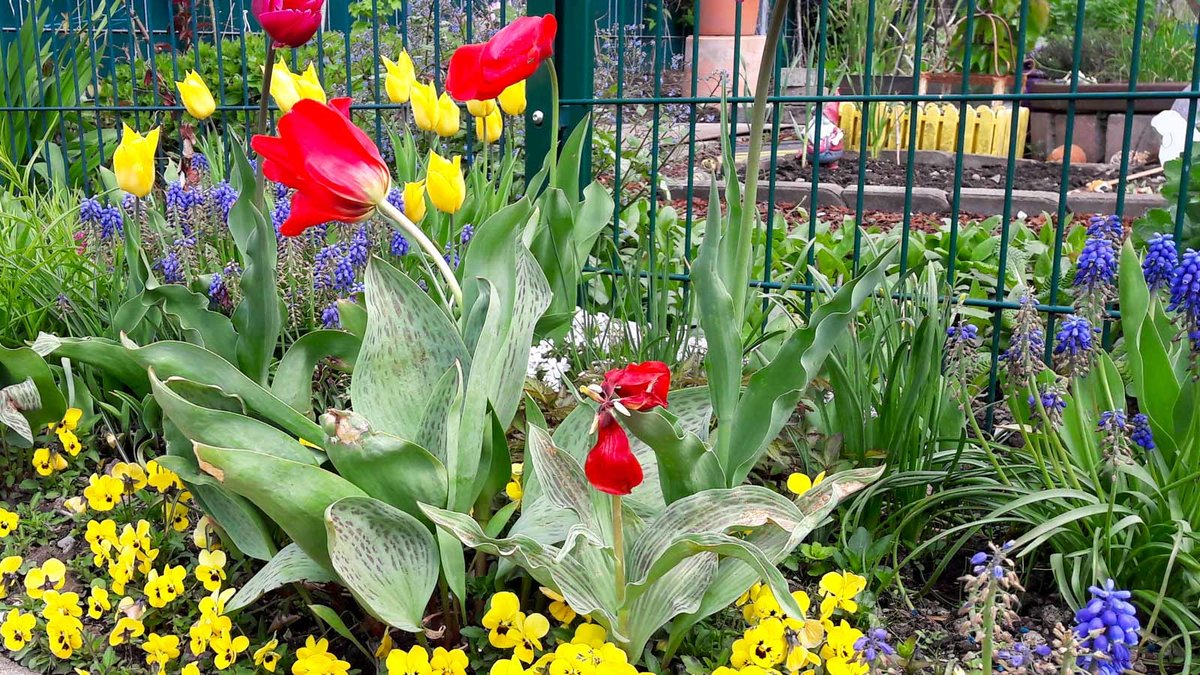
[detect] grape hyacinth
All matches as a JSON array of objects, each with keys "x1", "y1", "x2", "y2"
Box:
[
  {"x1": 348, "y1": 226, "x2": 371, "y2": 268},
  {"x1": 390, "y1": 231, "x2": 410, "y2": 257},
  {"x1": 1073, "y1": 236, "x2": 1117, "y2": 320},
  {"x1": 98, "y1": 207, "x2": 124, "y2": 240},
  {"x1": 1002, "y1": 296, "x2": 1047, "y2": 383},
  {"x1": 460, "y1": 224, "x2": 475, "y2": 245},
  {"x1": 1141, "y1": 233, "x2": 1177, "y2": 291},
  {"x1": 155, "y1": 251, "x2": 185, "y2": 284},
  {"x1": 79, "y1": 197, "x2": 104, "y2": 224},
  {"x1": 946, "y1": 323, "x2": 979, "y2": 345},
  {"x1": 1028, "y1": 386, "x2": 1067, "y2": 426},
  {"x1": 1074, "y1": 580, "x2": 1139, "y2": 675},
  {"x1": 320, "y1": 301, "x2": 341, "y2": 329},
  {"x1": 208, "y1": 271, "x2": 231, "y2": 309},
  {"x1": 959, "y1": 541, "x2": 1023, "y2": 663},
  {"x1": 1053, "y1": 315, "x2": 1095, "y2": 376},
  {"x1": 190, "y1": 153, "x2": 210, "y2": 174},
  {"x1": 332, "y1": 253, "x2": 357, "y2": 295},
  {"x1": 852, "y1": 628, "x2": 895, "y2": 666},
  {"x1": 1168, "y1": 249, "x2": 1200, "y2": 363},
  {"x1": 386, "y1": 187, "x2": 405, "y2": 212},
  {"x1": 272, "y1": 191, "x2": 292, "y2": 237},
  {"x1": 209, "y1": 182, "x2": 239, "y2": 221},
  {"x1": 314, "y1": 243, "x2": 346, "y2": 291},
  {"x1": 1129, "y1": 413, "x2": 1154, "y2": 451},
  {"x1": 1097, "y1": 409, "x2": 1131, "y2": 465},
  {"x1": 1085, "y1": 214, "x2": 1123, "y2": 241}
]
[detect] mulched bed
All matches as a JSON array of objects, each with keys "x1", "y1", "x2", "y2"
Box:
[{"x1": 776, "y1": 154, "x2": 1126, "y2": 192}]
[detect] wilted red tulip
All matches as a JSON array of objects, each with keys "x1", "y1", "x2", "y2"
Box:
[
  {"x1": 445, "y1": 14, "x2": 557, "y2": 102},
  {"x1": 582, "y1": 361, "x2": 670, "y2": 495},
  {"x1": 251, "y1": 97, "x2": 391, "y2": 236},
  {"x1": 252, "y1": 0, "x2": 325, "y2": 48}
]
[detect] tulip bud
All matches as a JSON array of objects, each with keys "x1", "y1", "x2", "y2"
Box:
[
  {"x1": 498, "y1": 81, "x2": 526, "y2": 116},
  {"x1": 426, "y1": 152, "x2": 466, "y2": 215},
  {"x1": 466, "y1": 99, "x2": 497, "y2": 117},
  {"x1": 252, "y1": 0, "x2": 324, "y2": 48},
  {"x1": 113, "y1": 124, "x2": 159, "y2": 198},
  {"x1": 435, "y1": 93, "x2": 461, "y2": 138},
  {"x1": 475, "y1": 108, "x2": 503, "y2": 144},
  {"x1": 175, "y1": 70, "x2": 216, "y2": 120},
  {"x1": 268, "y1": 62, "x2": 302, "y2": 113},
  {"x1": 382, "y1": 52, "x2": 415, "y2": 104},
  {"x1": 410, "y1": 80, "x2": 441, "y2": 133},
  {"x1": 403, "y1": 181, "x2": 428, "y2": 223}
]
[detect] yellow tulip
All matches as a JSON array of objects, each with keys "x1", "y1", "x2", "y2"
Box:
[
  {"x1": 410, "y1": 80, "x2": 441, "y2": 133},
  {"x1": 382, "y1": 52, "x2": 415, "y2": 104},
  {"x1": 175, "y1": 70, "x2": 215, "y2": 120},
  {"x1": 435, "y1": 93, "x2": 460, "y2": 138},
  {"x1": 113, "y1": 124, "x2": 159, "y2": 198},
  {"x1": 466, "y1": 99, "x2": 497, "y2": 118},
  {"x1": 268, "y1": 61, "x2": 301, "y2": 113},
  {"x1": 426, "y1": 152, "x2": 466, "y2": 215},
  {"x1": 295, "y1": 63, "x2": 326, "y2": 105},
  {"x1": 475, "y1": 109, "x2": 503, "y2": 144},
  {"x1": 498, "y1": 81, "x2": 526, "y2": 116},
  {"x1": 403, "y1": 181, "x2": 427, "y2": 223}
]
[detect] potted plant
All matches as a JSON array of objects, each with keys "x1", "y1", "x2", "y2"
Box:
[
  {"x1": 922, "y1": 0, "x2": 1050, "y2": 98},
  {"x1": 697, "y1": 0, "x2": 761, "y2": 36}
]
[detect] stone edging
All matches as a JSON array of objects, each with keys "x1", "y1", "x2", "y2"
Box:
[
  {"x1": 669, "y1": 179, "x2": 1167, "y2": 218},
  {"x1": 0, "y1": 656, "x2": 37, "y2": 674}
]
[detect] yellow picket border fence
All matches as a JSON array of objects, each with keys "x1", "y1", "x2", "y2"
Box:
[{"x1": 836, "y1": 102, "x2": 1030, "y2": 158}]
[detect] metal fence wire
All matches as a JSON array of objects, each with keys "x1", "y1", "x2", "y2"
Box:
[{"x1": 2, "y1": 0, "x2": 1199, "y2": 419}]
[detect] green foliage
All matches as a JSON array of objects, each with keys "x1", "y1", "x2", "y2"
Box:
[{"x1": 949, "y1": 0, "x2": 1051, "y2": 75}]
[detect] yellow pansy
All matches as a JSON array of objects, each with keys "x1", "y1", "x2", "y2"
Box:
[
  {"x1": 196, "y1": 549, "x2": 228, "y2": 592},
  {"x1": 294, "y1": 636, "x2": 351, "y2": 675},
  {"x1": 1, "y1": 609, "x2": 35, "y2": 651},
  {"x1": 476, "y1": 108, "x2": 503, "y2": 144},
  {"x1": 426, "y1": 151, "x2": 466, "y2": 215},
  {"x1": 482, "y1": 591, "x2": 523, "y2": 649},
  {"x1": 87, "y1": 586, "x2": 111, "y2": 619},
  {"x1": 731, "y1": 618, "x2": 787, "y2": 669},
  {"x1": 786, "y1": 471, "x2": 826, "y2": 497},
  {"x1": 111, "y1": 461, "x2": 148, "y2": 492},
  {"x1": 24, "y1": 558, "x2": 66, "y2": 599},
  {"x1": 111, "y1": 616, "x2": 146, "y2": 646},
  {"x1": 467, "y1": 99, "x2": 497, "y2": 117},
  {"x1": 513, "y1": 612, "x2": 550, "y2": 663},
  {"x1": 0, "y1": 507, "x2": 17, "y2": 538},
  {"x1": 212, "y1": 632, "x2": 250, "y2": 669},
  {"x1": 571, "y1": 623, "x2": 607, "y2": 649},
  {"x1": 383, "y1": 52, "x2": 416, "y2": 104},
  {"x1": 253, "y1": 638, "x2": 281, "y2": 672},
  {"x1": 33, "y1": 447, "x2": 68, "y2": 476},
  {"x1": 165, "y1": 502, "x2": 190, "y2": 532},
  {"x1": 63, "y1": 496, "x2": 87, "y2": 514},
  {"x1": 435, "y1": 93, "x2": 461, "y2": 137},
  {"x1": 540, "y1": 586, "x2": 575, "y2": 625},
  {"x1": 146, "y1": 460, "x2": 183, "y2": 493},
  {"x1": 113, "y1": 124, "x2": 159, "y2": 198},
  {"x1": 491, "y1": 656, "x2": 526, "y2": 675},
  {"x1": 176, "y1": 70, "x2": 216, "y2": 120},
  {"x1": 182, "y1": 664, "x2": 202, "y2": 675},
  {"x1": 505, "y1": 463, "x2": 524, "y2": 503},
  {"x1": 83, "y1": 473, "x2": 125, "y2": 511},
  {"x1": 143, "y1": 632, "x2": 181, "y2": 673},
  {"x1": 397, "y1": 180, "x2": 427, "y2": 224},
  {"x1": 498, "y1": 81, "x2": 526, "y2": 116},
  {"x1": 821, "y1": 620, "x2": 867, "y2": 675},
  {"x1": 411, "y1": 80, "x2": 441, "y2": 132},
  {"x1": 818, "y1": 571, "x2": 867, "y2": 618},
  {"x1": 46, "y1": 615, "x2": 83, "y2": 658},
  {"x1": 0, "y1": 556, "x2": 23, "y2": 600},
  {"x1": 430, "y1": 647, "x2": 469, "y2": 675},
  {"x1": 386, "y1": 644, "x2": 432, "y2": 675}
]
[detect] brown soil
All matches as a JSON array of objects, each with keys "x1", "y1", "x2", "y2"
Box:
[{"x1": 776, "y1": 154, "x2": 1125, "y2": 192}]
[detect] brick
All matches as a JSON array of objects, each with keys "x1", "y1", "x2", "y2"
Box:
[
  {"x1": 1103, "y1": 114, "x2": 1160, "y2": 164},
  {"x1": 841, "y1": 184, "x2": 949, "y2": 213},
  {"x1": 956, "y1": 188, "x2": 1059, "y2": 216}
]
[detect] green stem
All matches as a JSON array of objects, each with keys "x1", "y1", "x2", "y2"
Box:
[
  {"x1": 377, "y1": 199, "x2": 463, "y2": 307},
  {"x1": 255, "y1": 40, "x2": 277, "y2": 204},
  {"x1": 548, "y1": 60, "x2": 560, "y2": 186},
  {"x1": 612, "y1": 495, "x2": 627, "y2": 637},
  {"x1": 961, "y1": 388, "x2": 1009, "y2": 485},
  {"x1": 981, "y1": 577, "x2": 996, "y2": 673},
  {"x1": 730, "y1": 0, "x2": 790, "y2": 316}
]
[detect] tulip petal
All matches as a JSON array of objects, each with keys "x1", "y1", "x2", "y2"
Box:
[{"x1": 584, "y1": 415, "x2": 643, "y2": 496}]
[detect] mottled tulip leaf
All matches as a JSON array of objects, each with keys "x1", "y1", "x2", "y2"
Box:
[{"x1": 226, "y1": 544, "x2": 334, "y2": 613}]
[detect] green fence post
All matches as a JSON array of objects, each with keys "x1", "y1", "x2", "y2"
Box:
[{"x1": 524, "y1": 0, "x2": 600, "y2": 190}]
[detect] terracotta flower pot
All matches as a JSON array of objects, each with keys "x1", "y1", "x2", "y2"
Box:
[{"x1": 698, "y1": 0, "x2": 760, "y2": 36}]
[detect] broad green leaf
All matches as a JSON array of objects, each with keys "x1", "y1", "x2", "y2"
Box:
[
  {"x1": 623, "y1": 407, "x2": 724, "y2": 506},
  {"x1": 451, "y1": 280, "x2": 504, "y2": 510},
  {"x1": 1118, "y1": 241, "x2": 1150, "y2": 391},
  {"x1": 325, "y1": 497, "x2": 440, "y2": 632},
  {"x1": 118, "y1": 337, "x2": 324, "y2": 445},
  {"x1": 150, "y1": 371, "x2": 317, "y2": 465},
  {"x1": 421, "y1": 504, "x2": 620, "y2": 631},
  {"x1": 526, "y1": 424, "x2": 608, "y2": 547},
  {"x1": 139, "y1": 284, "x2": 239, "y2": 365},
  {"x1": 622, "y1": 551, "x2": 716, "y2": 660},
  {"x1": 0, "y1": 379, "x2": 41, "y2": 444},
  {"x1": 273, "y1": 330, "x2": 361, "y2": 414},
  {"x1": 337, "y1": 300, "x2": 368, "y2": 339},
  {"x1": 324, "y1": 410, "x2": 448, "y2": 518},
  {"x1": 726, "y1": 248, "x2": 894, "y2": 484},
  {"x1": 30, "y1": 334, "x2": 149, "y2": 397},
  {"x1": 194, "y1": 443, "x2": 367, "y2": 571},
  {"x1": 0, "y1": 345, "x2": 65, "y2": 432},
  {"x1": 352, "y1": 257, "x2": 470, "y2": 442},
  {"x1": 416, "y1": 364, "x2": 463, "y2": 466},
  {"x1": 229, "y1": 139, "x2": 283, "y2": 386},
  {"x1": 308, "y1": 604, "x2": 369, "y2": 654},
  {"x1": 553, "y1": 114, "x2": 591, "y2": 200},
  {"x1": 472, "y1": 410, "x2": 514, "y2": 512},
  {"x1": 227, "y1": 544, "x2": 334, "y2": 613}
]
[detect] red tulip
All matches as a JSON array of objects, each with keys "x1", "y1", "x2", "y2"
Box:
[
  {"x1": 252, "y1": 0, "x2": 324, "y2": 48},
  {"x1": 582, "y1": 361, "x2": 671, "y2": 495},
  {"x1": 445, "y1": 14, "x2": 557, "y2": 102},
  {"x1": 251, "y1": 97, "x2": 391, "y2": 236}
]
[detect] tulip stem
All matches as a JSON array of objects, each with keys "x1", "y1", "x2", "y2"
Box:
[
  {"x1": 255, "y1": 39, "x2": 277, "y2": 202},
  {"x1": 612, "y1": 494, "x2": 627, "y2": 636},
  {"x1": 377, "y1": 199, "x2": 464, "y2": 308},
  {"x1": 547, "y1": 60, "x2": 560, "y2": 186}
]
